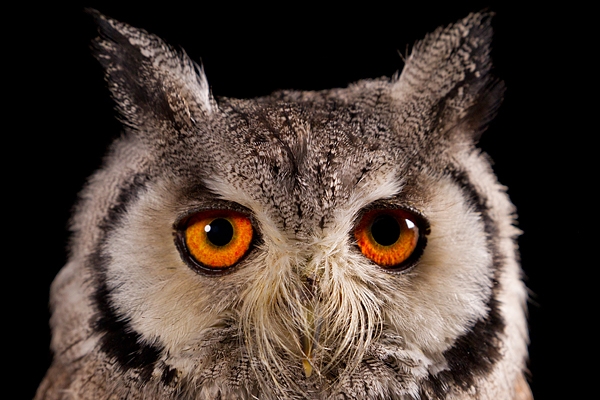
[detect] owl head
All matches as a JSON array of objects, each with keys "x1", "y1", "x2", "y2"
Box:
[{"x1": 36, "y1": 10, "x2": 531, "y2": 400}]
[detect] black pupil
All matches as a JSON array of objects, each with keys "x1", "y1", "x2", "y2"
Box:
[
  {"x1": 371, "y1": 215, "x2": 401, "y2": 246},
  {"x1": 206, "y1": 218, "x2": 234, "y2": 246}
]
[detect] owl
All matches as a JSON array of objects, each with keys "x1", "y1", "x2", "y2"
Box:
[{"x1": 35, "y1": 9, "x2": 532, "y2": 400}]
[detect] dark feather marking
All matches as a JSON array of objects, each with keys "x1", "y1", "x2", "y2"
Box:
[
  {"x1": 161, "y1": 364, "x2": 180, "y2": 387},
  {"x1": 422, "y1": 166, "x2": 506, "y2": 398},
  {"x1": 87, "y1": 9, "x2": 180, "y2": 131},
  {"x1": 88, "y1": 172, "x2": 165, "y2": 383}
]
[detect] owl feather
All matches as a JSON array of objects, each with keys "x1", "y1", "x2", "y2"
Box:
[{"x1": 36, "y1": 9, "x2": 532, "y2": 400}]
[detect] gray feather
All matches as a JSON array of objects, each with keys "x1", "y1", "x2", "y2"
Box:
[{"x1": 36, "y1": 10, "x2": 531, "y2": 400}]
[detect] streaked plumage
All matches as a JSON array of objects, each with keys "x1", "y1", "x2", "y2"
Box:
[{"x1": 36, "y1": 9, "x2": 532, "y2": 399}]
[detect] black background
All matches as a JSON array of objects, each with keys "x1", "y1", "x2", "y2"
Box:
[{"x1": 12, "y1": 2, "x2": 589, "y2": 399}]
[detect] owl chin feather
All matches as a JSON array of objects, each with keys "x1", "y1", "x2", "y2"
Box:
[{"x1": 36, "y1": 9, "x2": 531, "y2": 400}]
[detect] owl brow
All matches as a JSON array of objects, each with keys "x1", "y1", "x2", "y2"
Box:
[
  {"x1": 357, "y1": 198, "x2": 430, "y2": 228},
  {"x1": 173, "y1": 193, "x2": 257, "y2": 226}
]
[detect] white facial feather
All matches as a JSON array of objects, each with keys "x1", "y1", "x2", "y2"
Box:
[{"x1": 36, "y1": 10, "x2": 532, "y2": 400}]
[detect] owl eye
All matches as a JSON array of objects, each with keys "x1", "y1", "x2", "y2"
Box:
[
  {"x1": 354, "y1": 209, "x2": 427, "y2": 270},
  {"x1": 176, "y1": 209, "x2": 254, "y2": 273}
]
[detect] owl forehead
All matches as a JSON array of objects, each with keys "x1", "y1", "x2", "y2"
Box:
[{"x1": 193, "y1": 97, "x2": 409, "y2": 230}]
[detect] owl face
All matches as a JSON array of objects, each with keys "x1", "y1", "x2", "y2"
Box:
[{"x1": 36, "y1": 10, "x2": 531, "y2": 400}]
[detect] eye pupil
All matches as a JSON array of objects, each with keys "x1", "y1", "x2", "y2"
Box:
[
  {"x1": 371, "y1": 215, "x2": 400, "y2": 246},
  {"x1": 205, "y1": 218, "x2": 234, "y2": 246}
]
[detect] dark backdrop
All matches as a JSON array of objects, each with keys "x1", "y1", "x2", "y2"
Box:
[{"x1": 13, "y1": 2, "x2": 589, "y2": 399}]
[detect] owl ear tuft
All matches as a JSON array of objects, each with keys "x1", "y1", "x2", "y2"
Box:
[
  {"x1": 392, "y1": 11, "x2": 504, "y2": 143},
  {"x1": 87, "y1": 9, "x2": 213, "y2": 135}
]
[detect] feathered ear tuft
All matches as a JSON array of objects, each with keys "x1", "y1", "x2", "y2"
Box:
[
  {"x1": 87, "y1": 9, "x2": 213, "y2": 135},
  {"x1": 392, "y1": 11, "x2": 504, "y2": 143}
]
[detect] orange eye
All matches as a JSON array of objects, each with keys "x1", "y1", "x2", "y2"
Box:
[
  {"x1": 354, "y1": 209, "x2": 426, "y2": 270},
  {"x1": 177, "y1": 209, "x2": 254, "y2": 272}
]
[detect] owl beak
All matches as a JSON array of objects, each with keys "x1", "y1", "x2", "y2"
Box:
[
  {"x1": 301, "y1": 339, "x2": 314, "y2": 378},
  {"x1": 300, "y1": 325, "x2": 320, "y2": 378},
  {"x1": 300, "y1": 274, "x2": 321, "y2": 378},
  {"x1": 300, "y1": 302, "x2": 321, "y2": 378}
]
